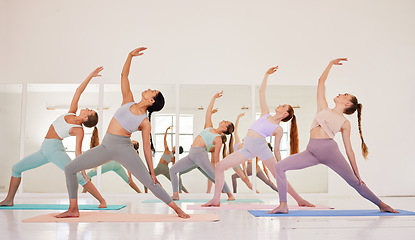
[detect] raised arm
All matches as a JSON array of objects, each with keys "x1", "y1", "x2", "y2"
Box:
[
  {"x1": 163, "y1": 126, "x2": 172, "y2": 154},
  {"x1": 341, "y1": 120, "x2": 364, "y2": 185},
  {"x1": 234, "y1": 113, "x2": 244, "y2": 143},
  {"x1": 259, "y1": 67, "x2": 278, "y2": 117},
  {"x1": 68, "y1": 67, "x2": 103, "y2": 114},
  {"x1": 204, "y1": 91, "x2": 223, "y2": 128},
  {"x1": 317, "y1": 58, "x2": 347, "y2": 112},
  {"x1": 121, "y1": 47, "x2": 147, "y2": 105}
]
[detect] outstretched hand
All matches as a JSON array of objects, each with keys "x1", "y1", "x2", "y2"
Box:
[
  {"x1": 330, "y1": 58, "x2": 348, "y2": 65},
  {"x1": 266, "y1": 66, "x2": 279, "y2": 75},
  {"x1": 90, "y1": 66, "x2": 104, "y2": 78},
  {"x1": 214, "y1": 90, "x2": 223, "y2": 99},
  {"x1": 237, "y1": 113, "x2": 245, "y2": 118},
  {"x1": 130, "y1": 47, "x2": 147, "y2": 57},
  {"x1": 211, "y1": 108, "x2": 218, "y2": 114}
]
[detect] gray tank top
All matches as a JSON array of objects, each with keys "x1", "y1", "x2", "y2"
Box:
[
  {"x1": 113, "y1": 102, "x2": 148, "y2": 133},
  {"x1": 161, "y1": 153, "x2": 174, "y2": 163}
]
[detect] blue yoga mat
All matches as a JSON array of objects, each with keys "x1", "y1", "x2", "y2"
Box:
[
  {"x1": 142, "y1": 199, "x2": 263, "y2": 203},
  {"x1": 248, "y1": 209, "x2": 415, "y2": 217},
  {"x1": 0, "y1": 204, "x2": 126, "y2": 210}
]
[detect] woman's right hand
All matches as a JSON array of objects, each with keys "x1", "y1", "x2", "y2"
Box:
[
  {"x1": 330, "y1": 58, "x2": 348, "y2": 65},
  {"x1": 130, "y1": 47, "x2": 147, "y2": 57},
  {"x1": 266, "y1": 66, "x2": 279, "y2": 75},
  {"x1": 237, "y1": 113, "x2": 245, "y2": 118}
]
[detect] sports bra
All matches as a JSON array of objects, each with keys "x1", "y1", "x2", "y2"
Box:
[
  {"x1": 161, "y1": 153, "x2": 174, "y2": 163},
  {"x1": 52, "y1": 113, "x2": 82, "y2": 139},
  {"x1": 310, "y1": 109, "x2": 347, "y2": 138},
  {"x1": 199, "y1": 127, "x2": 220, "y2": 151},
  {"x1": 113, "y1": 102, "x2": 148, "y2": 133},
  {"x1": 249, "y1": 114, "x2": 280, "y2": 137}
]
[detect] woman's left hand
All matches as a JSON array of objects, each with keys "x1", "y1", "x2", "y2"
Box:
[
  {"x1": 214, "y1": 91, "x2": 223, "y2": 99},
  {"x1": 151, "y1": 172, "x2": 161, "y2": 186}
]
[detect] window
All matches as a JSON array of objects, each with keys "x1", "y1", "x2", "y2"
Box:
[
  {"x1": 153, "y1": 114, "x2": 194, "y2": 163},
  {"x1": 256, "y1": 113, "x2": 289, "y2": 159},
  {"x1": 63, "y1": 126, "x2": 95, "y2": 159}
]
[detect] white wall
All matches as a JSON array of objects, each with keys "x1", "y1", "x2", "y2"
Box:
[{"x1": 1, "y1": 0, "x2": 414, "y2": 196}]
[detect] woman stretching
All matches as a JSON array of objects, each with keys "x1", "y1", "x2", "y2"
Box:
[
  {"x1": 269, "y1": 58, "x2": 397, "y2": 214},
  {"x1": 56, "y1": 47, "x2": 189, "y2": 218},
  {"x1": 144, "y1": 126, "x2": 188, "y2": 193},
  {"x1": 83, "y1": 140, "x2": 142, "y2": 194},
  {"x1": 203, "y1": 66, "x2": 314, "y2": 207},
  {"x1": 169, "y1": 91, "x2": 235, "y2": 201},
  {"x1": 229, "y1": 113, "x2": 256, "y2": 192},
  {"x1": 0, "y1": 67, "x2": 106, "y2": 207}
]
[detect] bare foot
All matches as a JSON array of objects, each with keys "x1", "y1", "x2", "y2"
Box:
[
  {"x1": 55, "y1": 210, "x2": 80, "y2": 218},
  {"x1": 98, "y1": 201, "x2": 107, "y2": 208},
  {"x1": 227, "y1": 195, "x2": 235, "y2": 201},
  {"x1": 201, "y1": 199, "x2": 220, "y2": 207},
  {"x1": 297, "y1": 199, "x2": 315, "y2": 207},
  {"x1": 82, "y1": 188, "x2": 87, "y2": 193},
  {"x1": 267, "y1": 205, "x2": 289, "y2": 214},
  {"x1": 0, "y1": 199, "x2": 14, "y2": 206},
  {"x1": 176, "y1": 209, "x2": 191, "y2": 219},
  {"x1": 379, "y1": 202, "x2": 399, "y2": 213}
]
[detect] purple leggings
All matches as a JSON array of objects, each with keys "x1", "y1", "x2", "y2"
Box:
[{"x1": 275, "y1": 138, "x2": 381, "y2": 205}]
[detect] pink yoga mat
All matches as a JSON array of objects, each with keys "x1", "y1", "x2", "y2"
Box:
[
  {"x1": 22, "y1": 212, "x2": 219, "y2": 222},
  {"x1": 187, "y1": 204, "x2": 333, "y2": 210}
]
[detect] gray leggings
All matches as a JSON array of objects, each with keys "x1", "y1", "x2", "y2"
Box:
[
  {"x1": 232, "y1": 161, "x2": 278, "y2": 193},
  {"x1": 169, "y1": 146, "x2": 231, "y2": 193},
  {"x1": 275, "y1": 138, "x2": 381, "y2": 205},
  {"x1": 64, "y1": 133, "x2": 172, "y2": 204},
  {"x1": 144, "y1": 162, "x2": 188, "y2": 192}
]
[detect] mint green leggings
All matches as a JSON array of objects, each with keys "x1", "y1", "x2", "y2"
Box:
[
  {"x1": 12, "y1": 138, "x2": 87, "y2": 185},
  {"x1": 87, "y1": 161, "x2": 130, "y2": 183}
]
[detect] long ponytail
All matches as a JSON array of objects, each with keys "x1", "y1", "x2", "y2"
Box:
[
  {"x1": 90, "y1": 126, "x2": 99, "y2": 149},
  {"x1": 221, "y1": 135, "x2": 228, "y2": 159},
  {"x1": 289, "y1": 115, "x2": 299, "y2": 155},
  {"x1": 345, "y1": 96, "x2": 369, "y2": 159},
  {"x1": 357, "y1": 103, "x2": 368, "y2": 159},
  {"x1": 147, "y1": 91, "x2": 165, "y2": 155},
  {"x1": 282, "y1": 105, "x2": 299, "y2": 155}
]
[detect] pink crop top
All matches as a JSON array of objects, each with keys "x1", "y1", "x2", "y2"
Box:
[
  {"x1": 310, "y1": 109, "x2": 347, "y2": 138},
  {"x1": 249, "y1": 114, "x2": 280, "y2": 137}
]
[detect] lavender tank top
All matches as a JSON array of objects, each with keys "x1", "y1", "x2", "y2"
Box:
[{"x1": 249, "y1": 114, "x2": 280, "y2": 137}]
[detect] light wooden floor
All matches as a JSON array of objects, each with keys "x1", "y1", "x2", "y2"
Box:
[{"x1": 1, "y1": 193, "x2": 414, "y2": 240}]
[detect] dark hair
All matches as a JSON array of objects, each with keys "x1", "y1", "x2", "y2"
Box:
[
  {"x1": 222, "y1": 123, "x2": 234, "y2": 158},
  {"x1": 83, "y1": 111, "x2": 99, "y2": 128},
  {"x1": 267, "y1": 142, "x2": 273, "y2": 151},
  {"x1": 89, "y1": 126, "x2": 99, "y2": 149},
  {"x1": 344, "y1": 96, "x2": 369, "y2": 159},
  {"x1": 132, "y1": 141, "x2": 139, "y2": 151},
  {"x1": 147, "y1": 92, "x2": 165, "y2": 154},
  {"x1": 178, "y1": 146, "x2": 184, "y2": 154},
  {"x1": 221, "y1": 135, "x2": 228, "y2": 159},
  {"x1": 281, "y1": 105, "x2": 299, "y2": 155}
]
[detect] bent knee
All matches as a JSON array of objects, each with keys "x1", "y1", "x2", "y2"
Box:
[{"x1": 11, "y1": 166, "x2": 22, "y2": 178}]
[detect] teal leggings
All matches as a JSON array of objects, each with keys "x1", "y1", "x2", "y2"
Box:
[
  {"x1": 87, "y1": 161, "x2": 130, "y2": 183},
  {"x1": 12, "y1": 138, "x2": 87, "y2": 185}
]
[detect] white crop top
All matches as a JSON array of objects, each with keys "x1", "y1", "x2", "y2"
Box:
[
  {"x1": 310, "y1": 109, "x2": 347, "y2": 138},
  {"x1": 52, "y1": 113, "x2": 83, "y2": 139}
]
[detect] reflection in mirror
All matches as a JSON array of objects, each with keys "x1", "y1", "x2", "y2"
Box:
[
  {"x1": 23, "y1": 84, "x2": 99, "y2": 193},
  {"x1": 0, "y1": 84, "x2": 22, "y2": 193},
  {"x1": 176, "y1": 85, "x2": 253, "y2": 194}
]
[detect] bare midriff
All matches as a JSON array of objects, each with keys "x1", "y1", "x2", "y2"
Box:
[
  {"x1": 246, "y1": 129, "x2": 263, "y2": 138},
  {"x1": 45, "y1": 125, "x2": 62, "y2": 140},
  {"x1": 107, "y1": 118, "x2": 132, "y2": 137},
  {"x1": 310, "y1": 126, "x2": 331, "y2": 139}
]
